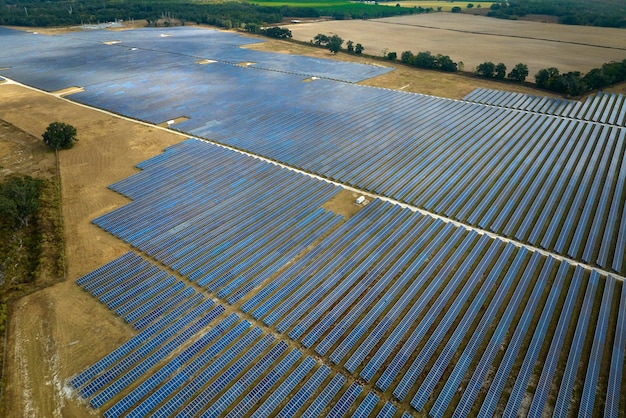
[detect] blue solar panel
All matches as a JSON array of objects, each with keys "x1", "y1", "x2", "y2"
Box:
[
  {"x1": 108, "y1": 318, "x2": 251, "y2": 418},
  {"x1": 251, "y1": 356, "x2": 316, "y2": 418},
  {"x1": 605, "y1": 281, "x2": 626, "y2": 417},
  {"x1": 3, "y1": 25, "x2": 625, "y2": 276}
]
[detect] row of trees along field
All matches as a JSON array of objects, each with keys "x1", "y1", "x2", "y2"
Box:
[
  {"x1": 473, "y1": 59, "x2": 626, "y2": 96},
  {"x1": 309, "y1": 34, "x2": 364, "y2": 55},
  {"x1": 534, "y1": 59, "x2": 626, "y2": 96},
  {"x1": 487, "y1": 0, "x2": 626, "y2": 28},
  {"x1": 475, "y1": 62, "x2": 530, "y2": 82}
]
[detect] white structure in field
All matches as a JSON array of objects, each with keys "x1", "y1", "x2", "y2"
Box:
[{"x1": 356, "y1": 196, "x2": 365, "y2": 205}]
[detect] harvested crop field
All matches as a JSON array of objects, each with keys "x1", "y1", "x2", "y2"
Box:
[{"x1": 285, "y1": 13, "x2": 626, "y2": 76}]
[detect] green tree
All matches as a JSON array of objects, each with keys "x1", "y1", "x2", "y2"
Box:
[
  {"x1": 507, "y1": 63, "x2": 529, "y2": 82},
  {"x1": 495, "y1": 63, "x2": 507, "y2": 79},
  {"x1": 262, "y1": 27, "x2": 292, "y2": 38},
  {"x1": 346, "y1": 40, "x2": 354, "y2": 53},
  {"x1": 535, "y1": 67, "x2": 560, "y2": 88},
  {"x1": 583, "y1": 68, "x2": 611, "y2": 89},
  {"x1": 554, "y1": 71, "x2": 586, "y2": 96},
  {"x1": 476, "y1": 61, "x2": 496, "y2": 78},
  {"x1": 0, "y1": 176, "x2": 43, "y2": 227},
  {"x1": 245, "y1": 22, "x2": 261, "y2": 33},
  {"x1": 355, "y1": 43, "x2": 364, "y2": 54},
  {"x1": 467, "y1": 3, "x2": 474, "y2": 9},
  {"x1": 434, "y1": 54, "x2": 457, "y2": 72},
  {"x1": 414, "y1": 51, "x2": 435, "y2": 69},
  {"x1": 327, "y1": 35, "x2": 343, "y2": 53},
  {"x1": 401, "y1": 50, "x2": 415, "y2": 64},
  {"x1": 451, "y1": 6, "x2": 462, "y2": 13},
  {"x1": 313, "y1": 33, "x2": 329, "y2": 46},
  {"x1": 42, "y1": 122, "x2": 77, "y2": 150},
  {"x1": 386, "y1": 51, "x2": 397, "y2": 60}
]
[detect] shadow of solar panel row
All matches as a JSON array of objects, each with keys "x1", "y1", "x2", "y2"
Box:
[{"x1": 464, "y1": 88, "x2": 626, "y2": 127}]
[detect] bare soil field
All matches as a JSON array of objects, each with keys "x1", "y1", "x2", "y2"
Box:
[
  {"x1": 284, "y1": 13, "x2": 626, "y2": 77},
  {"x1": 0, "y1": 82, "x2": 183, "y2": 417}
]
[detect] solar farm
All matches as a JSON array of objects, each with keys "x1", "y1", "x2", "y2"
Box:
[{"x1": 1, "y1": 25, "x2": 626, "y2": 417}]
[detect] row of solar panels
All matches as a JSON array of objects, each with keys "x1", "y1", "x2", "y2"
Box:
[
  {"x1": 2, "y1": 25, "x2": 624, "y2": 275},
  {"x1": 74, "y1": 254, "x2": 414, "y2": 418},
  {"x1": 464, "y1": 88, "x2": 626, "y2": 127},
  {"x1": 75, "y1": 140, "x2": 625, "y2": 417},
  {"x1": 72, "y1": 64, "x2": 626, "y2": 276}
]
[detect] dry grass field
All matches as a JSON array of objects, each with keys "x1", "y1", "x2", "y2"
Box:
[
  {"x1": 284, "y1": 13, "x2": 626, "y2": 77},
  {"x1": 0, "y1": 82, "x2": 184, "y2": 417}
]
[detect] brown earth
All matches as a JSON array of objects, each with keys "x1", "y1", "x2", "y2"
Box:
[
  {"x1": 284, "y1": 13, "x2": 626, "y2": 78},
  {"x1": 0, "y1": 82, "x2": 184, "y2": 417}
]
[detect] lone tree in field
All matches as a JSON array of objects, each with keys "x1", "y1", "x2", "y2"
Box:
[{"x1": 42, "y1": 122, "x2": 78, "y2": 150}]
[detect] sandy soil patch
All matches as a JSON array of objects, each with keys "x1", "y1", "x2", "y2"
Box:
[
  {"x1": 0, "y1": 82, "x2": 184, "y2": 417},
  {"x1": 284, "y1": 13, "x2": 626, "y2": 77}
]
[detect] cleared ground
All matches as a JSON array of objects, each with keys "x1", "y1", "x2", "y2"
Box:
[
  {"x1": 0, "y1": 82, "x2": 183, "y2": 417},
  {"x1": 284, "y1": 13, "x2": 626, "y2": 77}
]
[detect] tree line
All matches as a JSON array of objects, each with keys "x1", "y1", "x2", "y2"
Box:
[
  {"x1": 0, "y1": 0, "x2": 423, "y2": 28},
  {"x1": 309, "y1": 34, "x2": 364, "y2": 55},
  {"x1": 474, "y1": 62, "x2": 529, "y2": 82},
  {"x1": 463, "y1": 58, "x2": 626, "y2": 96},
  {"x1": 534, "y1": 59, "x2": 626, "y2": 96},
  {"x1": 398, "y1": 50, "x2": 458, "y2": 73},
  {"x1": 487, "y1": 0, "x2": 626, "y2": 28}
]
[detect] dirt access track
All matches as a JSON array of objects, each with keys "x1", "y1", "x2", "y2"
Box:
[{"x1": 285, "y1": 13, "x2": 626, "y2": 77}]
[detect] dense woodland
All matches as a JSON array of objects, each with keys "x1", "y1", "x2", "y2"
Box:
[
  {"x1": 488, "y1": 0, "x2": 626, "y2": 28},
  {"x1": 0, "y1": 0, "x2": 420, "y2": 28},
  {"x1": 1, "y1": 0, "x2": 625, "y2": 28}
]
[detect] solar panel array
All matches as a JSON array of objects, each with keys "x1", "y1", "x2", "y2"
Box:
[
  {"x1": 93, "y1": 139, "x2": 344, "y2": 303},
  {"x1": 71, "y1": 139, "x2": 626, "y2": 417},
  {"x1": 74, "y1": 253, "x2": 413, "y2": 418},
  {"x1": 1, "y1": 27, "x2": 625, "y2": 275},
  {"x1": 464, "y1": 88, "x2": 626, "y2": 127},
  {"x1": 4, "y1": 23, "x2": 625, "y2": 417},
  {"x1": 0, "y1": 26, "x2": 390, "y2": 91}
]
